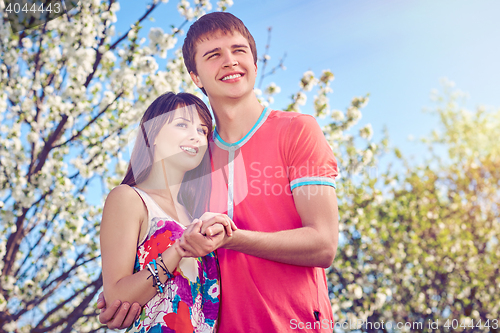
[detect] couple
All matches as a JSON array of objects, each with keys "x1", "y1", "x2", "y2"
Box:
[{"x1": 99, "y1": 12, "x2": 339, "y2": 333}]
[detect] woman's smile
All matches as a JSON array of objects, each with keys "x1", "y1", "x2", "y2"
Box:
[{"x1": 180, "y1": 145, "x2": 199, "y2": 155}]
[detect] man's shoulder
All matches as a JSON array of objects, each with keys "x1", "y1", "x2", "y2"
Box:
[
  {"x1": 266, "y1": 109, "x2": 321, "y2": 134},
  {"x1": 266, "y1": 109, "x2": 318, "y2": 129},
  {"x1": 268, "y1": 109, "x2": 313, "y2": 120}
]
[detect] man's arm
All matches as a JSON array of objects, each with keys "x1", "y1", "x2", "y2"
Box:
[
  {"x1": 225, "y1": 185, "x2": 338, "y2": 267},
  {"x1": 180, "y1": 185, "x2": 338, "y2": 268}
]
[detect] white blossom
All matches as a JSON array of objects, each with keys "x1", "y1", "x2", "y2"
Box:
[
  {"x1": 178, "y1": 0, "x2": 195, "y2": 20},
  {"x1": 217, "y1": 0, "x2": 234, "y2": 10},
  {"x1": 347, "y1": 106, "x2": 362, "y2": 121},
  {"x1": 265, "y1": 82, "x2": 281, "y2": 95},
  {"x1": 299, "y1": 70, "x2": 318, "y2": 91},
  {"x1": 362, "y1": 149, "x2": 373, "y2": 164},
  {"x1": 359, "y1": 124, "x2": 373, "y2": 140},
  {"x1": 331, "y1": 110, "x2": 345, "y2": 121},
  {"x1": 296, "y1": 91, "x2": 307, "y2": 105}
]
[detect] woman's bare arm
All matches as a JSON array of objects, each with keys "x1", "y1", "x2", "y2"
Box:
[{"x1": 100, "y1": 185, "x2": 182, "y2": 306}]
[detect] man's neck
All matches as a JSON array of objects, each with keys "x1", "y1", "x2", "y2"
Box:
[{"x1": 209, "y1": 94, "x2": 265, "y2": 144}]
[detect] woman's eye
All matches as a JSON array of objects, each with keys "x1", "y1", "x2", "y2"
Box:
[
  {"x1": 198, "y1": 128, "x2": 207, "y2": 135},
  {"x1": 176, "y1": 123, "x2": 187, "y2": 128}
]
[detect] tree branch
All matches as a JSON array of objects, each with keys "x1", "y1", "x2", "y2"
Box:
[
  {"x1": 82, "y1": 0, "x2": 115, "y2": 88},
  {"x1": 108, "y1": 1, "x2": 160, "y2": 51},
  {"x1": 14, "y1": 254, "x2": 99, "y2": 321},
  {"x1": 40, "y1": 254, "x2": 97, "y2": 293},
  {"x1": 60, "y1": 275, "x2": 103, "y2": 333},
  {"x1": 258, "y1": 27, "x2": 286, "y2": 89},
  {"x1": 2, "y1": 207, "x2": 29, "y2": 278},
  {"x1": 53, "y1": 90, "x2": 124, "y2": 149},
  {"x1": 30, "y1": 115, "x2": 68, "y2": 179},
  {"x1": 32, "y1": 275, "x2": 102, "y2": 333}
]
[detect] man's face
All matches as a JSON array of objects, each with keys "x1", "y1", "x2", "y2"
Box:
[{"x1": 190, "y1": 31, "x2": 257, "y2": 101}]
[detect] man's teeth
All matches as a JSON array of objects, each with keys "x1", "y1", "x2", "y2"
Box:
[
  {"x1": 222, "y1": 74, "x2": 241, "y2": 81},
  {"x1": 181, "y1": 146, "x2": 197, "y2": 153}
]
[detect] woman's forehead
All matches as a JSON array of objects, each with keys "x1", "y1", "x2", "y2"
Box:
[
  {"x1": 171, "y1": 104, "x2": 195, "y2": 120},
  {"x1": 170, "y1": 104, "x2": 208, "y2": 125}
]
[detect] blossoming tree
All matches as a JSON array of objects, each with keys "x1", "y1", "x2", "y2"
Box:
[
  {"x1": 0, "y1": 0, "x2": 232, "y2": 331},
  {"x1": 0, "y1": 0, "x2": 385, "y2": 331},
  {"x1": 0, "y1": 0, "x2": 377, "y2": 331},
  {"x1": 327, "y1": 82, "x2": 500, "y2": 332}
]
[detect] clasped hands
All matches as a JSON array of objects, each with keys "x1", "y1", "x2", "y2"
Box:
[
  {"x1": 97, "y1": 213, "x2": 236, "y2": 329},
  {"x1": 175, "y1": 212, "x2": 237, "y2": 257}
]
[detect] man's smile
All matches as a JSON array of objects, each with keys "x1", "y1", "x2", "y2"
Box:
[{"x1": 221, "y1": 73, "x2": 243, "y2": 81}]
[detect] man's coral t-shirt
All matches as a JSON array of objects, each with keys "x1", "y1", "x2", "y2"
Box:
[{"x1": 209, "y1": 108, "x2": 338, "y2": 332}]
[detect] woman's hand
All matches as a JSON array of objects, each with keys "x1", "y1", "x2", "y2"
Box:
[
  {"x1": 173, "y1": 239, "x2": 189, "y2": 258},
  {"x1": 198, "y1": 213, "x2": 237, "y2": 237},
  {"x1": 176, "y1": 219, "x2": 225, "y2": 257},
  {"x1": 176, "y1": 214, "x2": 238, "y2": 258}
]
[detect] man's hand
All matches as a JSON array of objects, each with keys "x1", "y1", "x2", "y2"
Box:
[
  {"x1": 178, "y1": 220, "x2": 227, "y2": 257},
  {"x1": 210, "y1": 186, "x2": 338, "y2": 267},
  {"x1": 96, "y1": 292, "x2": 141, "y2": 329}
]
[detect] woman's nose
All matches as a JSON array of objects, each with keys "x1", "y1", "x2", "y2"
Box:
[{"x1": 189, "y1": 127, "x2": 201, "y2": 141}]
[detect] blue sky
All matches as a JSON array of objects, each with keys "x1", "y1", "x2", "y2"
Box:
[{"x1": 116, "y1": 0, "x2": 500, "y2": 160}]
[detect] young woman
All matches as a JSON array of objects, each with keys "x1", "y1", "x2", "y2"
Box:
[{"x1": 100, "y1": 92, "x2": 234, "y2": 332}]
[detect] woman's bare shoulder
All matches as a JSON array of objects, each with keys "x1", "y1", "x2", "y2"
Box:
[
  {"x1": 107, "y1": 184, "x2": 138, "y2": 199},
  {"x1": 103, "y1": 184, "x2": 145, "y2": 218}
]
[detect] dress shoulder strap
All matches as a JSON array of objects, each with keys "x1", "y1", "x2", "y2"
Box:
[
  {"x1": 131, "y1": 187, "x2": 169, "y2": 219},
  {"x1": 132, "y1": 187, "x2": 183, "y2": 246}
]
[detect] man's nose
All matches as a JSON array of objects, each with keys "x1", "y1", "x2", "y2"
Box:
[{"x1": 222, "y1": 50, "x2": 238, "y2": 68}]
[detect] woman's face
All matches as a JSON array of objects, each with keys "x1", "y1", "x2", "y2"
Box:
[{"x1": 153, "y1": 106, "x2": 210, "y2": 172}]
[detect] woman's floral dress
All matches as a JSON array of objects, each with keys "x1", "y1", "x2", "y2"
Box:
[{"x1": 126, "y1": 187, "x2": 220, "y2": 333}]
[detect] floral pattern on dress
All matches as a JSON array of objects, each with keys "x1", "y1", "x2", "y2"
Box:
[{"x1": 126, "y1": 216, "x2": 220, "y2": 333}]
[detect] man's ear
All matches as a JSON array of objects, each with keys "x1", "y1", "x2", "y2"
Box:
[
  {"x1": 254, "y1": 62, "x2": 258, "y2": 75},
  {"x1": 190, "y1": 71, "x2": 203, "y2": 89}
]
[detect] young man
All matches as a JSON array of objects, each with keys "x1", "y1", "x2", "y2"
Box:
[{"x1": 98, "y1": 12, "x2": 339, "y2": 332}]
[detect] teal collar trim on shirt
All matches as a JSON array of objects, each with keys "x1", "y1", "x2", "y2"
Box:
[{"x1": 213, "y1": 107, "x2": 269, "y2": 149}]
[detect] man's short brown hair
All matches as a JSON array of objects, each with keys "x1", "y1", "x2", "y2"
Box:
[{"x1": 182, "y1": 12, "x2": 258, "y2": 76}]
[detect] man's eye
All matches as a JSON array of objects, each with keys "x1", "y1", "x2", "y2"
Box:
[{"x1": 208, "y1": 53, "x2": 219, "y2": 59}]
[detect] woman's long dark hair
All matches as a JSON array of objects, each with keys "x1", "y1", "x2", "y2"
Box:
[{"x1": 121, "y1": 92, "x2": 213, "y2": 219}]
